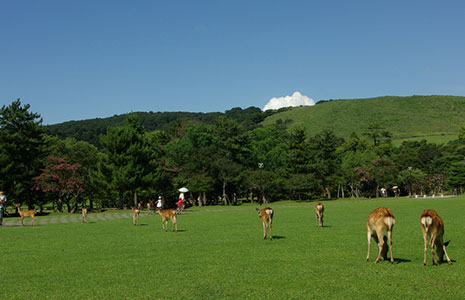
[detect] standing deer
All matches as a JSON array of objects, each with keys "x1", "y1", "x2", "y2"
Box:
[
  {"x1": 132, "y1": 206, "x2": 140, "y2": 226},
  {"x1": 256, "y1": 207, "x2": 273, "y2": 240},
  {"x1": 366, "y1": 207, "x2": 395, "y2": 264},
  {"x1": 156, "y1": 208, "x2": 177, "y2": 232},
  {"x1": 314, "y1": 202, "x2": 324, "y2": 227},
  {"x1": 15, "y1": 203, "x2": 36, "y2": 226},
  {"x1": 82, "y1": 207, "x2": 87, "y2": 223},
  {"x1": 420, "y1": 209, "x2": 452, "y2": 266}
]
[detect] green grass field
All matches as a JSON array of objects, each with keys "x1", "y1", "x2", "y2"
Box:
[{"x1": 1, "y1": 197, "x2": 465, "y2": 300}]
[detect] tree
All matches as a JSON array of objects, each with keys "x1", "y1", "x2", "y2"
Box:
[
  {"x1": 363, "y1": 122, "x2": 393, "y2": 147},
  {"x1": 446, "y1": 161, "x2": 465, "y2": 194},
  {"x1": 91, "y1": 115, "x2": 156, "y2": 209},
  {"x1": 308, "y1": 128, "x2": 344, "y2": 199},
  {"x1": 398, "y1": 168, "x2": 426, "y2": 196},
  {"x1": 0, "y1": 99, "x2": 47, "y2": 208},
  {"x1": 458, "y1": 126, "x2": 465, "y2": 142},
  {"x1": 338, "y1": 135, "x2": 377, "y2": 198},
  {"x1": 46, "y1": 136, "x2": 99, "y2": 208},
  {"x1": 34, "y1": 156, "x2": 86, "y2": 212}
]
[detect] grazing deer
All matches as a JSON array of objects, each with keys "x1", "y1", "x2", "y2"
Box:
[
  {"x1": 82, "y1": 207, "x2": 87, "y2": 223},
  {"x1": 256, "y1": 207, "x2": 273, "y2": 240},
  {"x1": 15, "y1": 203, "x2": 36, "y2": 226},
  {"x1": 314, "y1": 202, "x2": 324, "y2": 227},
  {"x1": 132, "y1": 206, "x2": 140, "y2": 226},
  {"x1": 156, "y1": 208, "x2": 177, "y2": 232},
  {"x1": 420, "y1": 209, "x2": 452, "y2": 266},
  {"x1": 366, "y1": 207, "x2": 395, "y2": 264}
]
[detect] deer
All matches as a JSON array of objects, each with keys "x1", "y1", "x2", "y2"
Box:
[
  {"x1": 132, "y1": 206, "x2": 141, "y2": 226},
  {"x1": 366, "y1": 207, "x2": 395, "y2": 264},
  {"x1": 256, "y1": 207, "x2": 273, "y2": 240},
  {"x1": 314, "y1": 202, "x2": 324, "y2": 227},
  {"x1": 147, "y1": 200, "x2": 155, "y2": 215},
  {"x1": 15, "y1": 203, "x2": 36, "y2": 226},
  {"x1": 156, "y1": 208, "x2": 177, "y2": 232},
  {"x1": 420, "y1": 209, "x2": 452, "y2": 266},
  {"x1": 82, "y1": 207, "x2": 87, "y2": 223}
]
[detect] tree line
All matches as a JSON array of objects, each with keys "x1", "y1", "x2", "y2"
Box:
[{"x1": 1, "y1": 99, "x2": 465, "y2": 213}]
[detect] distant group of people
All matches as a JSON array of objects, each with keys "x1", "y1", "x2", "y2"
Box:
[
  {"x1": 379, "y1": 186, "x2": 401, "y2": 198},
  {"x1": 151, "y1": 191, "x2": 186, "y2": 213}
]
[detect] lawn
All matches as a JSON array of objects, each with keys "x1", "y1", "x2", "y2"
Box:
[{"x1": 1, "y1": 197, "x2": 464, "y2": 300}]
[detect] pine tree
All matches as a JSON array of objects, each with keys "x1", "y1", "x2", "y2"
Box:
[{"x1": 0, "y1": 99, "x2": 47, "y2": 208}]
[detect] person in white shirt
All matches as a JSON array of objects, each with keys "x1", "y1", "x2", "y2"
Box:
[
  {"x1": 156, "y1": 196, "x2": 163, "y2": 210},
  {"x1": 0, "y1": 191, "x2": 6, "y2": 227}
]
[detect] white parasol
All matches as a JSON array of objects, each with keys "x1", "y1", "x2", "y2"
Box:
[{"x1": 178, "y1": 187, "x2": 189, "y2": 193}]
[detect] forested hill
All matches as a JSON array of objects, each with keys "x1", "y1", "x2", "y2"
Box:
[
  {"x1": 262, "y1": 95, "x2": 465, "y2": 142},
  {"x1": 45, "y1": 106, "x2": 278, "y2": 146},
  {"x1": 46, "y1": 95, "x2": 465, "y2": 147}
]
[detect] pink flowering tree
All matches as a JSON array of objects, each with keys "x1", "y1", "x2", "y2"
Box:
[{"x1": 34, "y1": 156, "x2": 86, "y2": 212}]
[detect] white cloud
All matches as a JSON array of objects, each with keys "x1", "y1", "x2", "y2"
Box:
[{"x1": 263, "y1": 91, "x2": 315, "y2": 111}]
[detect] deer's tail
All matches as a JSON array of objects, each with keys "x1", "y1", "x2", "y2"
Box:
[
  {"x1": 420, "y1": 216, "x2": 432, "y2": 233},
  {"x1": 384, "y1": 216, "x2": 395, "y2": 230}
]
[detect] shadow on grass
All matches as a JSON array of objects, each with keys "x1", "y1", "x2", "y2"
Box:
[
  {"x1": 439, "y1": 259, "x2": 456, "y2": 265},
  {"x1": 272, "y1": 235, "x2": 285, "y2": 239},
  {"x1": 3, "y1": 224, "x2": 36, "y2": 227},
  {"x1": 394, "y1": 258, "x2": 411, "y2": 264}
]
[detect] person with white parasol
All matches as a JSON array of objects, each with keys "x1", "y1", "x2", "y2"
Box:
[{"x1": 178, "y1": 187, "x2": 188, "y2": 212}]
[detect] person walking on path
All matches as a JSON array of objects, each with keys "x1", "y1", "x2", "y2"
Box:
[{"x1": 0, "y1": 191, "x2": 6, "y2": 227}]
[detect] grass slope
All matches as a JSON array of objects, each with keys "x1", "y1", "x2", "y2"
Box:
[
  {"x1": 1, "y1": 197, "x2": 465, "y2": 300},
  {"x1": 262, "y1": 95, "x2": 465, "y2": 141}
]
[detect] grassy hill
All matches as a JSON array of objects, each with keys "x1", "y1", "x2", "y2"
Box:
[{"x1": 262, "y1": 95, "x2": 465, "y2": 143}]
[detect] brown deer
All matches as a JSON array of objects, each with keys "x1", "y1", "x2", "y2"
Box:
[
  {"x1": 256, "y1": 207, "x2": 273, "y2": 240},
  {"x1": 132, "y1": 206, "x2": 140, "y2": 226},
  {"x1": 366, "y1": 207, "x2": 395, "y2": 264},
  {"x1": 147, "y1": 200, "x2": 155, "y2": 215},
  {"x1": 314, "y1": 202, "x2": 324, "y2": 227},
  {"x1": 82, "y1": 207, "x2": 87, "y2": 223},
  {"x1": 420, "y1": 209, "x2": 452, "y2": 266},
  {"x1": 156, "y1": 208, "x2": 177, "y2": 232},
  {"x1": 15, "y1": 203, "x2": 36, "y2": 226}
]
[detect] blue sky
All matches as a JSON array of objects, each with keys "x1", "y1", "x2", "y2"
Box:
[{"x1": 1, "y1": 1, "x2": 464, "y2": 124}]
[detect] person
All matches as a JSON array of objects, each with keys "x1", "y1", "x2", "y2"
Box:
[
  {"x1": 177, "y1": 192, "x2": 184, "y2": 213},
  {"x1": 0, "y1": 191, "x2": 6, "y2": 227},
  {"x1": 380, "y1": 187, "x2": 386, "y2": 197},
  {"x1": 156, "y1": 196, "x2": 163, "y2": 210}
]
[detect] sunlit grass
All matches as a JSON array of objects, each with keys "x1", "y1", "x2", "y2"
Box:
[{"x1": 2, "y1": 196, "x2": 464, "y2": 299}]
